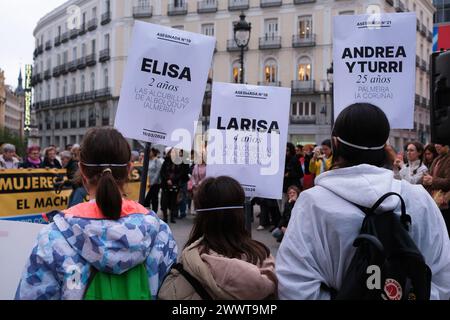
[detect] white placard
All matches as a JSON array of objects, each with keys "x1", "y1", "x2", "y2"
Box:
[
  {"x1": 115, "y1": 21, "x2": 215, "y2": 149},
  {"x1": 333, "y1": 12, "x2": 416, "y2": 128},
  {"x1": 0, "y1": 220, "x2": 45, "y2": 300},
  {"x1": 206, "y1": 82, "x2": 291, "y2": 199}
]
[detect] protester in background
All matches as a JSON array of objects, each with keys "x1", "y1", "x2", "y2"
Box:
[
  {"x1": 190, "y1": 151, "x2": 207, "y2": 198},
  {"x1": 424, "y1": 143, "x2": 439, "y2": 170},
  {"x1": 0, "y1": 143, "x2": 20, "y2": 169},
  {"x1": 160, "y1": 148, "x2": 184, "y2": 223},
  {"x1": 176, "y1": 150, "x2": 191, "y2": 219},
  {"x1": 42, "y1": 146, "x2": 62, "y2": 169},
  {"x1": 139, "y1": 151, "x2": 145, "y2": 163},
  {"x1": 16, "y1": 127, "x2": 177, "y2": 300},
  {"x1": 309, "y1": 139, "x2": 333, "y2": 177},
  {"x1": 65, "y1": 144, "x2": 73, "y2": 152},
  {"x1": 256, "y1": 198, "x2": 281, "y2": 231},
  {"x1": 302, "y1": 144, "x2": 314, "y2": 189},
  {"x1": 280, "y1": 143, "x2": 303, "y2": 212},
  {"x1": 144, "y1": 147, "x2": 163, "y2": 213},
  {"x1": 131, "y1": 150, "x2": 140, "y2": 163},
  {"x1": 393, "y1": 141, "x2": 428, "y2": 185},
  {"x1": 276, "y1": 103, "x2": 450, "y2": 299},
  {"x1": 19, "y1": 145, "x2": 42, "y2": 168},
  {"x1": 158, "y1": 176, "x2": 277, "y2": 300},
  {"x1": 67, "y1": 144, "x2": 87, "y2": 207},
  {"x1": 423, "y1": 143, "x2": 450, "y2": 236},
  {"x1": 272, "y1": 185, "x2": 300, "y2": 243}
]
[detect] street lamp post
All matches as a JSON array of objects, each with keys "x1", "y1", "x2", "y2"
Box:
[
  {"x1": 233, "y1": 12, "x2": 252, "y2": 234},
  {"x1": 327, "y1": 63, "x2": 334, "y2": 128},
  {"x1": 233, "y1": 12, "x2": 251, "y2": 84}
]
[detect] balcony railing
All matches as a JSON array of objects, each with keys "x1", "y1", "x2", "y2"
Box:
[
  {"x1": 67, "y1": 95, "x2": 77, "y2": 104},
  {"x1": 421, "y1": 59, "x2": 427, "y2": 71},
  {"x1": 53, "y1": 66, "x2": 61, "y2": 77},
  {"x1": 257, "y1": 81, "x2": 281, "y2": 86},
  {"x1": 228, "y1": 0, "x2": 249, "y2": 11},
  {"x1": 45, "y1": 41, "x2": 52, "y2": 51},
  {"x1": 421, "y1": 24, "x2": 426, "y2": 36},
  {"x1": 87, "y1": 18, "x2": 98, "y2": 31},
  {"x1": 168, "y1": 3, "x2": 188, "y2": 15},
  {"x1": 77, "y1": 57, "x2": 86, "y2": 69},
  {"x1": 292, "y1": 34, "x2": 316, "y2": 47},
  {"x1": 416, "y1": 55, "x2": 420, "y2": 67},
  {"x1": 226, "y1": 39, "x2": 249, "y2": 52},
  {"x1": 96, "y1": 88, "x2": 111, "y2": 99},
  {"x1": 68, "y1": 60, "x2": 77, "y2": 72},
  {"x1": 99, "y1": 48, "x2": 110, "y2": 62},
  {"x1": 41, "y1": 100, "x2": 50, "y2": 108},
  {"x1": 86, "y1": 53, "x2": 97, "y2": 66},
  {"x1": 291, "y1": 80, "x2": 315, "y2": 93},
  {"x1": 260, "y1": 0, "x2": 282, "y2": 8},
  {"x1": 197, "y1": 0, "x2": 217, "y2": 13},
  {"x1": 70, "y1": 28, "x2": 79, "y2": 39},
  {"x1": 79, "y1": 23, "x2": 86, "y2": 35},
  {"x1": 259, "y1": 35, "x2": 282, "y2": 50},
  {"x1": 290, "y1": 115, "x2": 316, "y2": 124},
  {"x1": 60, "y1": 63, "x2": 68, "y2": 75},
  {"x1": 84, "y1": 90, "x2": 95, "y2": 100},
  {"x1": 101, "y1": 11, "x2": 111, "y2": 25},
  {"x1": 51, "y1": 98, "x2": 60, "y2": 106},
  {"x1": 294, "y1": 0, "x2": 316, "y2": 4},
  {"x1": 415, "y1": 94, "x2": 420, "y2": 104},
  {"x1": 61, "y1": 31, "x2": 69, "y2": 43},
  {"x1": 54, "y1": 35, "x2": 61, "y2": 47},
  {"x1": 421, "y1": 97, "x2": 427, "y2": 108},
  {"x1": 44, "y1": 69, "x2": 51, "y2": 80},
  {"x1": 133, "y1": 5, "x2": 153, "y2": 18}
]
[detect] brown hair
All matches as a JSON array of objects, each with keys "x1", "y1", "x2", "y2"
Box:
[
  {"x1": 186, "y1": 176, "x2": 270, "y2": 265},
  {"x1": 79, "y1": 128, "x2": 131, "y2": 219}
]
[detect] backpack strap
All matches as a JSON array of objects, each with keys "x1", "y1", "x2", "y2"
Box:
[
  {"x1": 171, "y1": 263, "x2": 213, "y2": 300},
  {"x1": 369, "y1": 192, "x2": 411, "y2": 231}
]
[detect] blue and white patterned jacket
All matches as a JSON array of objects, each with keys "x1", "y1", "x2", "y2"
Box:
[{"x1": 15, "y1": 200, "x2": 178, "y2": 300}]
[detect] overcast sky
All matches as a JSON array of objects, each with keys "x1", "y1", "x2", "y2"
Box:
[{"x1": 0, "y1": 0, "x2": 67, "y2": 88}]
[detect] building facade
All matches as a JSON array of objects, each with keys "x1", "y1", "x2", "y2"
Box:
[
  {"x1": 0, "y1": 69, "x2": 25, "y2": 139},
  {"x1": 32, "y1": 0, "x2": 434, "y2": 151}
]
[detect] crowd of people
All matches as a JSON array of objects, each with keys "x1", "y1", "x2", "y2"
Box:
[{"x1": 3, "y1": 102, "x2": 450, "y2": 300}]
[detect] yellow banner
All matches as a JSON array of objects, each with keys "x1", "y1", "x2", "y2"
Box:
[{"x1": 0, "y1": 164, "x2": 145, "y2": 222}]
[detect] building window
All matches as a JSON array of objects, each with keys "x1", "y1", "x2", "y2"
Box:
[
  {"x1": 71, "y1": 78, "x2": 76, "y2": 95},
  {"x1": 62, "y1": 112, "x2": 68, "y2": 129},
  {"x1": 298, "y1": 16, "x2": 312, "y2": 38},
  {"x1": 102, "y1": 106, "x2": 109, "y2": 126},
  {"x1": 71, "y1": 110, "x2": 77, "y2": 128},
  {"x1": 63, "y1": 80, "x2": 68, "y2": 97},
  {"x1": 91, "y1": 39, "x2": 96, "y2": 54},
  {"x1": 292, "y1": 102, "x2": 316, "y2": 116},
  {"x1": 79, "y1": 109, "x2": 86, "y2": 127},
  {"x1": 91, "y1": 73, "x2": 95, "y2": 91},
  {"x1": 232, "y1": 60, "x2": 241, "y2": 83},
  {"x1": 81, "y1": 75, "x2": 85, "y2": 93},
  {"x1": 55, "y1": 112, "x2": 61, "y2": 129},
  {"x1": 82, "y1": 43, "x2": 86, "y2": 57},
  {"x1": 297, "y1": 57, "x2": 311, "y2": 81},
  {"x1": 89, "y1": 107, "x2": 96, "y2": 126},
  {"x1": 104, "y1": 69, "x2": 109, "y2": 88},
  {"x1": 174, "y1": 0, "x2": 185, "y2": 7},
  {"x1": 72, "y1": 46, "x2": 77, "y2": 60},
  {"x1": 92, "y1": 7, "x2": 97, "y2": 19},
  {"x1": 201, "y1": 24, "x2": 214, "y2": 37},
  {"x1": 104, "y1": 34, "x2": 110, "y2": 49},
  {"x1": 264, "y1": 59, "x2": 277, "y2": 83},
  {"x1": 264, "y1": 18, "x2": 278, "y2": 38}
]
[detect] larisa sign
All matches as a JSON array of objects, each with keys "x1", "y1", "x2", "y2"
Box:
[
  {"x1": 115, "y1": 21, "x2": 215, "y2": 148},
  {"x1": 333, "y1": 12, "x2": 416, "y2": 128},
  {"x1": 206, "y1": 83, "x2": 291, "y2": 200}
]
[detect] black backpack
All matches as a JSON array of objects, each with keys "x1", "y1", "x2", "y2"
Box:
[{"x1": 325, "y1": 192, "x2": 432, "y2": 300}]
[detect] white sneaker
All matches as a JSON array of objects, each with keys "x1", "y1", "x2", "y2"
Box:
[{"x1": 256, "y1": 225, "x2": 265, "y2": 231}]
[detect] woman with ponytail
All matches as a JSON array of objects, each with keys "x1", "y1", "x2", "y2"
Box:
[{"x1": 16, "y1": 128, "x2": 178, "y2": 300}]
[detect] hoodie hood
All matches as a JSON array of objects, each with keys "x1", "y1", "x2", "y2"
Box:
[
  {"x1": 181, "y1": 239, "x2": 277, "y2": 300},
  {"x1": 52, "y1": 201, "x2": 158, "y2": 274},
  {"x1": 315, "y1": 164, "x2": 401, "y2": 211}
]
